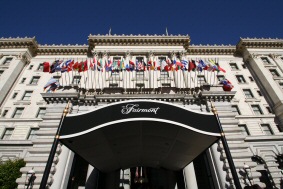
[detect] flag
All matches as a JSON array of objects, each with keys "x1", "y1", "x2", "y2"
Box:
[
  {"x1": 181, "y1": 59, "x2": 188, "y2": 70},
  {"x1": 67, "y1": 60, "x2": 74, "y2": 72},
  {"x1": 44, "y1": 78, "x2": 59, "y2": 92},
  {"x1": 220, "y1": 79, "x2": 234, "y2": 91},
  {"x1": 188, "y1": 60, "x2": 196, "y2": 71},
  {"x1": 50, "y1": 60, "x2": 59, "y2": 73},
  {"x1": 161, "y1": 60, "x2": 167, "y2": 71},
  {"x1": 154, "y1": 58, "x2": 160, "y2": 70},
  {"x1": 61, "y1": 59, "x2": 72, "y2": 73},
  {"x1": 78, "y1": 60, "x2": 88, "y2": 72},
  {"x1": 90, "y1": 59, "x2": 95, "y2": 71},
  {"x1": 197, "y1": 59, "x2": 207, "y2": 72},
  {"x1": 105, "y1": 58, "x2": 112, "y2": 72},
  {"x1": 43, "y1": 62, "x2": 50, "y2": 72},
  {"x1": 73, "y1": 61, "x2": 79, "y2": 71}
]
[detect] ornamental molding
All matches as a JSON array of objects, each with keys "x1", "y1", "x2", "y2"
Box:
[
  {"x1": 188, "y1": 44, "x2": 236, "y2": 55},
  {"x1": 88, "y1": 34, "x2": 191, "y2": 49},
  {"x1": 0, "y1": 37, "x2": 38, "y2": 56},
  {"x1": 37, "y1": 44, "x2": 88, "y2": 55},
  {"x1": 237, "y1": 38, "x2": 283, "y2": 50}
]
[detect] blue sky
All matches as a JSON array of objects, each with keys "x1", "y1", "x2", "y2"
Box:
[{"x1": 0, "y1": 0, "x2": 282, "y2": 45}]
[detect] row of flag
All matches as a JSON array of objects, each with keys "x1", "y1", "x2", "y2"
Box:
[{"x1": 42, "y1": 57, "x2": 227, "y2": 73}]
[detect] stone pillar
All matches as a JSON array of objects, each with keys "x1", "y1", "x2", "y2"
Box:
[
  {"x1": 51, "y1": 146, "x2": 74, "y2": 189},
  {"x1": 183, "y1": 162, "x2": 198, "y2": 189}
]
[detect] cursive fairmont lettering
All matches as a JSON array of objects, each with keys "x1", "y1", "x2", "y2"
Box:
[{"x1": 121, "y1": 104, "x2": 160, "y2": 114}]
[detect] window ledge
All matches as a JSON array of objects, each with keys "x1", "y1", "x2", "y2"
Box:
[
  {"x1": 245, "y1": 134, "x2": 283, "y2": 142},
  {"x1": 0, "y1": 140, "x2": 33, "y2": 146},
  {"x1": 235, "y1": 114, "x2": 275, "y2": 119},
  {"x1": 27, "y1": 84, "x2": 38, "y2": 86},
  {"x1": 13, "y1": 101, "x2": 31, "y2": 105},
  {"x1": 245, "y1": 98, "x2": 261, "y2": 102},
  {"x1": 264, "y1": 64, "x2": 277, "y2": 68},
  {"x1": 0, "y1": 118, "x2": 42, "y2": 122}
]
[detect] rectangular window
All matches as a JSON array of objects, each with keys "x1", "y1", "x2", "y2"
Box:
[
  {"x1": 12, "y1": 92, "x2": 18, "y2": 99},
  {"x1": 257, "y1": 90, "x2": 262, "y2": 96},
  {"x1": 236, "y1": 75, "x2": 246, "y2": 83},
  {"x1": 13, "y1": 108, "x2": 24, "y2": 118},
  {"x1": 217, "y1": 75, "x2": 225, "y2": 81},
  {"x1": 20, "y1": 78, "x2": 26, "y2": 84},
  {"x1": 242, "y1": 64, "x2": 247, "y2": 69},
  {"x1": 29, "y1": 65, "x2": 34, "y2": 70},
  {"x1": 30, "y1": 76, "x2": 40, "y2": 84},
  {"x1": 232, "y1": 105, "x2": 241, "y2": 115},
  {"x1": 249, "y1": 76, "x2": 254, "y2": 82},
  {"x1": 38, "y1": 64, "x2": 44, "y2": 71},
  {"x1": 28, "y1": 128, "x2": 39, "y2": 140},
  {"x1": 261, "y1": 124, "x2": 273, "y2": 135},
  {"x1": 53, "y1": 76, "x2": 61, "y2": 83},
  {"x1": 230, "y1": 63, "x2": 239, "y2": 70},
  {"x1": 266, "y1": 106, "x2": 272, "y2": 114},
  {"x1": 261, "y1": 57, "x2": 271, "y2": 64},
  {"x1": 251, "y1": 105, "x2": 263, "y2": 115},
  {"x1": 239, "y1": 124, "x2": 250, "y2": 136},
  {"x1": 197, "y1": 76, "x2": 206, "y2": 85},
  {"x1": 3, "y1": 57, "x2": 12, "y2": 65},
  {"x1": 2, "y1": 128, "x2": 13, "y2": 140},
  {"x1": 269, "y1": 69, "x2": 280, "y2": 77},
  {"x1": 243, "y1": 89, "x2": 254, "y2": 98},
  {"x1": 1, "y1": 110, "x2": 8, "y2": 117},
  {"x1": 72, "y1": 76, "x2": 81, "y2": 85},
  {"x1": 22, "y1": 91, "x2": 33, "y2": 100},
  {"x1": 37, "y1": 108, "x2": 46, "y2": 118},
  {"x1": 136, "y1": 57, "x2": 144, "y2": 63},
  {"x1": 0, "y1": 70, "x2": 4, "y2": 77},
  {"x1": 158, "y1": 56, "x2": 166, "y2": 62}
]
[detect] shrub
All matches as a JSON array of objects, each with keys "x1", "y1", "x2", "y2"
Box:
[{"x1": 0, "y1": 159, "x2": 25, "y2": 189}]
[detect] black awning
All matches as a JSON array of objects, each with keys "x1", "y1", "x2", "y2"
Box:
[{"x1": 59, "y1": 100, "x2": 221, "y2": 172}]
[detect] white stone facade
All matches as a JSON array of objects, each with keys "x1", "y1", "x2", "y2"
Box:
[{"x1": 0, "y1": 35, "x2": 282, "y2": 189}]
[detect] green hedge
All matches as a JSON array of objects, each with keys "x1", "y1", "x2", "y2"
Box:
[{"x1": 0, "y1": 159, "x2": 25, "y2": 189}]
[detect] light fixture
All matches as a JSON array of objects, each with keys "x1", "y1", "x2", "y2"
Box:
[{"x1": 243, "y1": 163, "x2": 252, "y2": 186}]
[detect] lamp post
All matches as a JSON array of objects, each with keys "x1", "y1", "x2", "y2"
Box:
[
  {"x1": 26, "y1": 168, "x2": 36, "y2": 189},
  {"x1": 243, "y1": 163, "x2": 252, "y2": 186},
  {"x1": 211, "y1": 101, "x2": 242, "y2": 189}
]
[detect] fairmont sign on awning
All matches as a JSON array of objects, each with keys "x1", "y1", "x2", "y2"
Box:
[{"x1": 59, "y1": 100, "x2": 221, "y2": 172}]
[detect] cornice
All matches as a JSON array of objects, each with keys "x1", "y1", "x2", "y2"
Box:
[
  {"x1": 0, "y1": 37, "x2": 38, "y2": 56},
  {"x1": 237, "y1": 38, "x2": 283, "y2": 50},
  {"x1": 37, "y1": 44, "x2": 88, "y2": 55},
  {"x1": 188, "y1": 44, "x2": 236, "y2": 55},
  {"x1": 88, "y1": 34, "x2": 191, "y2": 50}
]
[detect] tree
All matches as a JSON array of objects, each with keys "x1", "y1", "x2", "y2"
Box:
[{"x1": 0, "y1": 159, "x2": 25, "y2": 189}]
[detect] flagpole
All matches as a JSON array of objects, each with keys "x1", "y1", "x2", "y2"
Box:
[
  {"x1": 211, "y1": 101, "x2": 242, "y2": 189},
  {"x1": 40, "y1": 101, "x2": 70, "y2": 189}
]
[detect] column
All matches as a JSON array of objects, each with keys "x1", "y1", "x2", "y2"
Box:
[{"x1": 183, "y1": 162, "x2": 198, "y2": 189}]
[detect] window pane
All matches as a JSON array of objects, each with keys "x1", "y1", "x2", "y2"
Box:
[
  {"x1": 37, "y1": 108, "x2": 46, "y2": 118},
  {"x1": 0, "y1": 70, "x2": 4, "y2": 77},
  {"x1": 217, "y1": 75, "x2": 225, "y2": 81},
  {"x1": 261, "y1": 124, "x2": 273, "y2": 135},
  {"x1": 251, "y1": 105, "x2": 262, "y2": 115},
  {"x1": 236, "y1": 75, "x2": 246, "y2": 83},
  {"x1": 2, "y1": 128, "x2": 13, "y2": 140},
  {"x1": 230, "y1": 63, "x2": 238, "y2": 70},
  {"x1": 30, "y1": 77, "x2": 40, "y2": 84},
  {"x1": 22, "y1": 91, "x2": 33, "y2": 100},
  {"x1": 270, "y1": 69, "x2": 280, "y2": 77},
  {"x1": 13, "y1": 108, "x2": 24, "y2": 118},
  {"x1": 38, "y1": 64, "x2": 44, "y2": 71},
  {"x1": 232, "y1": 105, "x2": 240, "y2": 115},
  {"x1": 2, "y1": 110, "x2": 8, "y2": 117},
  {"x1": 243, "y1": 89, "x2": 253, "y2": 98},
  {"x1": 72, "y1": 76, "x2": 81, "y2": 85},
  {"x1": 3, "y1": 57, "x2": 12, "y2": 65},
  {"x1": 12, "y1": 92, "x2": 18, "y2": 99},
  {"x1": 239, "y1": 125, "x2": 250, "y2": 136},
  {"x1": 28, "y1": 128, "x2": 39, "y2": 140},
  {"x1": 21, "y1": 78, "x2": 26, "y2": 84},
  {"x1": 261, "y1": 57, "x2": 270, "y2": 64}
]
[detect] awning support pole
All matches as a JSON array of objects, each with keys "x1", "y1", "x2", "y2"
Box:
[
  {"x1": 211, "y1": 101, "x2": 242, "y2": 189},
  {"x1": 40, "y1": 101, "x2": 70, "y2": 189}
]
